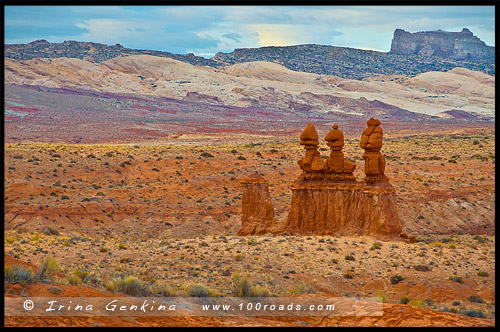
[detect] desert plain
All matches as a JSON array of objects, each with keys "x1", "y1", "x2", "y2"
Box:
[{"x1": 4, "y1": 124, "x2": 495, "y2": 327}]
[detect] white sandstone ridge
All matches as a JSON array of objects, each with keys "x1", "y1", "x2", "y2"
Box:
[{"x1": 4, "y1": 55, "x2": 495, "y2": 117}]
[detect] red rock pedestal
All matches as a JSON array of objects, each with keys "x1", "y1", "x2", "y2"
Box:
[
  {"x1": 238, "y1": 121, "x2": 402, "y2": 240},
  {"x1": 284, "y1": 180, "x2": 402, "y2": 240},
  {"x1": 238, "y1": 174, "x2": 279, "y2": 236}
]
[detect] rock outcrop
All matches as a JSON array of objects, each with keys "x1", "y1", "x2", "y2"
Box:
[
  {"x1": 390, "y1": 28, "x2": 495, "y2": 60},
  {"x1": 238, "y1": 174, "x2": 279, "y2": 235},
  {"x1": 239, "y1": 120, "x2": 402, "y2": 240}
]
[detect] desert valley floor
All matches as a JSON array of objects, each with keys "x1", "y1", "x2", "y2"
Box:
[{"x1": 4, "y1": 124, "x2": 495, "y2": 327}]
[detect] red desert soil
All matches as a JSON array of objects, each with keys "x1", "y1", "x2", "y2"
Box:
[
  {"x1": 4, "y1": 254, "x2": 494, "y2": 327},
  {"x1": 4, "y1": 127, "x2": 495, "y2": 327}
]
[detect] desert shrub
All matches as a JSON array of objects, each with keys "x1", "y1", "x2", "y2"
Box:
[
  {"x1": 237, "y1": 156, "x2": 246, "y2": 160},
  {"x1": 38, "y1": 256, "x2": 60, "y2": 281},
  {"x1": 465, "y1": 310, "x2": 486, "y2": 318},
  {"x1": 408, "y1": 300, "x2": 426, "y2": 307},
  {"x1": 343, "y1": 272, "x2": 354, "y2": 279},
  {"x1": 4, "y1": 264, "x2": 36, "y2": 284},
  {"x1": 65, "y1": 269, "x2": 88, "y2": 286},
  {"x1": 452, "y1": 301, "x2": 461, "y2": 306},
  {"x1": 414, "y1": 265, "x2": 431, "y2": 272},
  {"x1": 234, "y1": 254, "x2": 243, "y2": 261},
  {"x1": 41, "y1": 226, "x2": 60, "y2": 236},
  {"x1": 390, "y1": 274, "x2": 405, "y2": 285},
  {"x1": 477, "y1": 271, "x2": 489, "y2": 277},
  {"x1": 400, "y1": 295, "x2": 410, "y2": 304},
  {"x1": 375, "y1": 290, "x2": 387, "y2": 303},
  {"x1": 117, "y1": 243, "x2": 127, "y2": 250},
  {"x1": 292, "y1": 282, "x2": 315, "y2": 294},
  {"x1": 182, "y1": 283, "x2": 221, "y2": 297},
  {"x1": 371, "y1": 242, "x2": 382, "y2": 250},
  {"x1": 449, "y1": 276, "x2": 463, "y2": 283},
  {"x1": 251, "y1": 284, "x2": 270, "y2": 297},
  {"x1": 99, "y1": 247, "x2": 108, "y2": 253},
  {"x1": 468, "y1": 295, "x2": 484, "y2": 303},
  {"x1": 6, "y1": 236, "x2": 19, "y2": 244},
  {"x1": 105, "y1": 276, "x2": 147, "y2": 296},
  {"x1": 232, "y1": 273, "x2": 270, "y2": 297},
  {"x1": 200, "y1": 152, "x2": 214, "y2": 158},
  {"x1": 345, "y1": 255, "x2": 355, "y2": 261},
  {"x1": 48, "y1": 286, "x2": 63, "y2": 294},
  {"x1": 151, "y1": 283, "x2": 177, "y2": 297},
  {"x1": 232, "y1": 273, "x2": 252, "y2": 296},
  {"x1": 473, "y1": 235, "x2": 487, "y2": 243}
]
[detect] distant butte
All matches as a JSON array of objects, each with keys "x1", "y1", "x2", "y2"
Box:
[{"x1": 390, "y1": 28, "x2": 495, "y2": 60}]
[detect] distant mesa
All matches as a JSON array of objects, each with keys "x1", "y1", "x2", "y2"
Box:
[
  {"x1": 239, "y1": 119, "x2": 403, "y2": 240},
  {"x1": 390, "y1": 28, "x2": 495, "y2": 60}
]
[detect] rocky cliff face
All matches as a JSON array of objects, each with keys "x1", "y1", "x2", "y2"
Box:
[
  {"x1": 390, "y1": 28, "x2": 494, "y2": 60},
  {"x1": 285, "y1": 182, "x2": 401, "y2": 240}
]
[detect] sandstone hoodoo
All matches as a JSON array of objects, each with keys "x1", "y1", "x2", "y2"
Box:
[
  {"x1": 360, "y1": 117, "x2": 389, "y2": 185},
  {"x1": 239, "y1": 120, "x2": 402, "y2": 240},
  {"x1": 238, "y1": 173, "x2": 279, "y2": 236}
]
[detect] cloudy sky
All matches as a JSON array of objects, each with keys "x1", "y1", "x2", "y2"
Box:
[{"x1": 4, "y1": 5, "x2": 495, "y2": 57}]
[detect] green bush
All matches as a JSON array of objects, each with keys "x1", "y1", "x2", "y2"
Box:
[
  {"x1": 232, "y1": 273, "x2": 270, "y2": 297},
  {"x1": 48, "y1": 286, "x2": 63, "y2": 294},
  {"x1": 467, "y1": 295, "x2": 484, "y2": 303},
  {"x1": 65, "y1": 271, "x2": 82, "y2": 286},
  {"x1": 449, "y1": 276, "x2": 463, "y2": 283},
  {"x1": 105, "y1": 276, "x2": 147, "y2": 296},
  {"x1": 182, "y1": 283, "x2": 221, "y2": 297},
  {"x1": 477, "y1": 271, "x2": 489, "y2": 277},
  {"x1": 4, "y1": 264, "x2": 35, "y2": 284},
  {"x1": 292, "y1": 282, "x2": 315, "y2": 294},
  {"x1": 38, "y1": 256, "x2": 60, "y2": 281},
  {"x1": 390, "y1": 274, "x2": 405, "y2": 285},
  {"x1": 414, "y1": 265, "x2": 431, "y2": 272},
  {"x1": 151, "y1": 283, "x2": 178, "y2": 297},
  {"x1": 465, "y1": 310, "x2": 486, "y2": 318},
  {"x1": 375, "y1": 290, "x2": 387, "y2": 303},
  {"x1": 408, "y1": 300, "x2": 426, "y2": 307}
]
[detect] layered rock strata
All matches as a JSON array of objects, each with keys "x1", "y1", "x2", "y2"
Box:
[
  {"x1": 239, "y1": 120, "x2": 402, "y2": 240},
  {"x1": 390, "y1": 28, "x2": 495, "y2": 60},
  {"x1": 238, "y1": 174, "x2": 280, "y2": 236}
]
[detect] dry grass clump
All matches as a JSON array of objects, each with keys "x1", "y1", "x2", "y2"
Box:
[{"x1": 232, "y1": 273, "x2": 270, "y2": 297}]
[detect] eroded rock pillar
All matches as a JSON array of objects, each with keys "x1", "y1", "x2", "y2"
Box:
[{"x1": 238, "y1": 174, "x2": 278, "y2": 235}]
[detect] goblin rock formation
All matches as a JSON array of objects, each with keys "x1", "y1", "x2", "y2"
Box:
[
  {"x1": 239, "y1": 120, "x2": 402, "y2": 240},
  {"x1": 390, "y1": 28, "x2": 495, "y2": 60},
  {"x1": 360, "y1": 118, "x2": 389, "y2": 184}
]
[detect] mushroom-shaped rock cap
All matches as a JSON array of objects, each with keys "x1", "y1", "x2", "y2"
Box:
[
  {"x1": 324, "y1": 123, "x2": 344, "y2": 142},
  {"x1": 300, "y1": 123, "x2": 319, "y2": 146},
  {"x1": 367, "y1": 117, "x2": 381, "y2": 127},
  {"x1": 241, "y1": 173, "x2": 268, "y2": 184}
]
